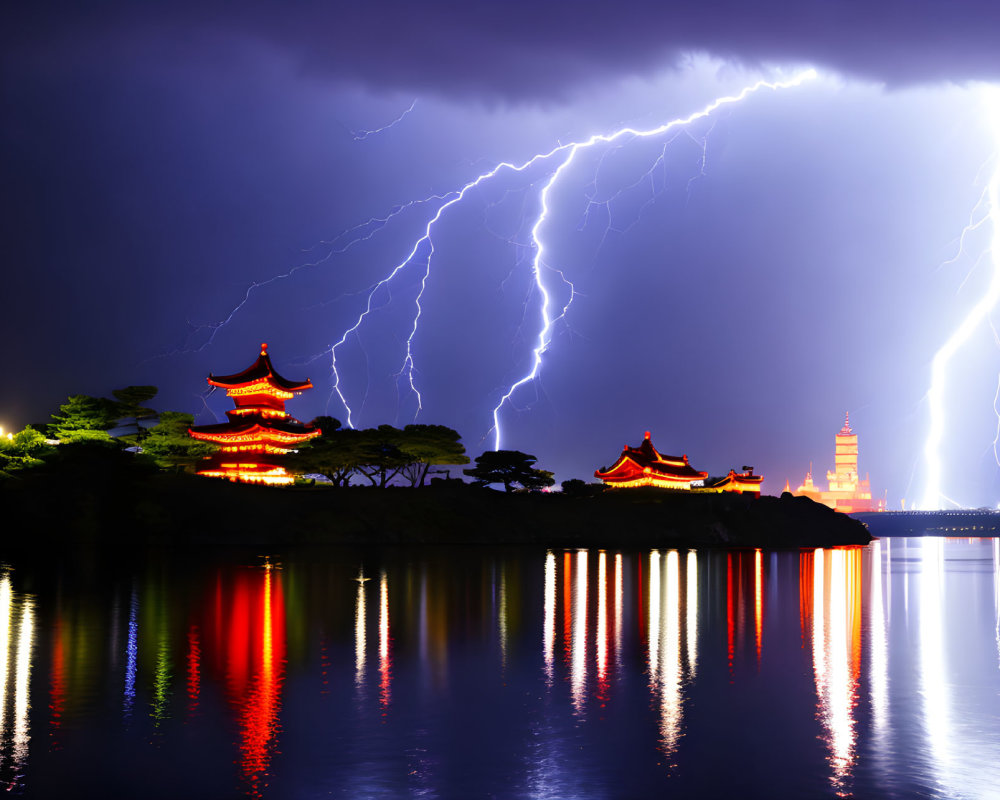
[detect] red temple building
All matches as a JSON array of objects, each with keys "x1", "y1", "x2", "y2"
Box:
[
  {"x1": 188, "y1": 343, "x2": 320, "y2": 485},
  {"x1": 703, "y1": 468, "x2": 764, "y2": 496},
  {"x1": 595, "y1": 431, "x2": 709, "y2": 489}
]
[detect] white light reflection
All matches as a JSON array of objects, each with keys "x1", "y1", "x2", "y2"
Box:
[
  {"x1": 659, "y1": 551, "x2": 682, "y2": 757},
  {"x1": 597, "y1": 552, "x2": 607, "y2": 689},
  {"x1": 11, "y1": 600, "x2": 34, "y2": 786},
  {"x1": 994, "y1": 538, "x2": 999, "y2": 672},
  {"x1": 885, "y1": 538, "x2": 892, "y2": 624},
  {"x1": 686, "y1": 551, "x2": 697, "y2": 675},
  {"x1": 648, "y1": 551, "x2": 661, "y2": 682},
  {"x1": 812, "y1": 547, "x2": 862, "y2": 796},
  {"x1": 379, "y1": 571, "x2": 390, "y2": 711},
  {"x1": 614, "y1": 553, "x2": 623, "y2": 673},
  {"x1": 0, "y1": 576, "x2": 11, "y2": 745},
  {"x1": 918, "y1": 538, "x2": 952, "y2": 789},
  {"x1": 355, "y1": 573, "x2": 367, "y2": 690},
  {"x1": 570, "y1": 550, "x2": 588, "y2": 714},
  {"x1": 812, "y1": 549, "x2": 825, "y2": 693},
  {"x1": 544, "y1": 551, "x2": 555, "y2": 686},
  {"x1": 869, "y1": 541, "x2": 888, "y2": 742}
]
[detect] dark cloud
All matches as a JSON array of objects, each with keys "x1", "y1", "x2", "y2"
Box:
[{"x1": 7, "y1": 0, "x2": 1000, "y2": 100}]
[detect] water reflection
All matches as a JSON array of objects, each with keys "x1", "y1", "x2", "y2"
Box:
[
  {"x1": 570, "y1": 549, "x2": 588, "y2": 714},
  {"x1": 354, "y1": 571, "x2": 367, "y2": 691},
  {"x1": 596, "y1": 551, "x2": 608, "y2": 702},
  {"x1": 543, "y1": 551, "x2": 555, "y2": 686},
  {"x1": 995, "y1": 538, "x2": 1000, "y2": 672},
  {"x1": 809, "y1": 547, "x2": 863, "y2": 796},
  {"x1": 686, "y1": 550, "x2": 697, "y2": 675},
  {"x1": 2, "y1": 540, "x2": 999, "y2": 798},
  {"x1": 379, "y1": 570, "x2": 390, "y2": 712},
  {"x1": 231, "y1": 563, "x2": 285, "y2": 798},
  {"x1": 868, "y1": 541, "x2": 888, "y2": 749},
  {"x1": 918, "y1": 538, "x2": 951, "y2": 793},
  {"x1": 0, "y1": 572, "x2": 36, "y2": 792}
]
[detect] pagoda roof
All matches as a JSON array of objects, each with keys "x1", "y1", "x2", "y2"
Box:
[
  {"x1": 595, "y1": 431, "x2": 708, "y2": 482},
  {"x1": 705, "y1": 469, "x2": 764, "y2": 489},
  {"x1": 189, "y1": 417, "x2": 319, "y2": 439},
  {"x1": 208, "y1": 343, "x2": 313, "y2": 391}
]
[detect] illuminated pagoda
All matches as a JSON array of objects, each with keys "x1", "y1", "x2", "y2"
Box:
[
  {"x1": 188, "y1": 343, "x2": 320, "y2": 485},
  {"x1": 790, "y1": 412, "x2": 883, "y2": 512},
  {"x1": 595, "y1": 431, "x2": 708, "y2": 489}
]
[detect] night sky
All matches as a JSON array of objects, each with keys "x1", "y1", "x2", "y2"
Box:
[{"x1": 5, "y1": 1, "x2": 1000, "y2": 507}]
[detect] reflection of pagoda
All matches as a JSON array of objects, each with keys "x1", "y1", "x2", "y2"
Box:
[
  {"x1": 788, "y1": 413, "x2": 883, "y2": 512},
  {"x1": 595, "y1": 431, "x2": 708, "y2": 489},
  {"x1": 189, "y1": 343, "x2": 320, "y2": 485}
]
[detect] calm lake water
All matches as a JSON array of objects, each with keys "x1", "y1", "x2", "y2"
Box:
[{"x1": 0, "y1": 537, "x2": 998, "y2": 799}]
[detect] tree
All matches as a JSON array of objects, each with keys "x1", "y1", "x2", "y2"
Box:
[
  {"x1": 561, "y1": 478, "x2": 605, "y2": 498},
  {"x1": 286, "y1": 421, "x2": 470, "y2": 489},
  {"x1": 0, "y1": 426, "x2": 53, "y2": 476},
  {"x1": 284, "y1": 417, "x2": 365, "y2": 486},
  {"x1": 464, "y1": 450, "x2": 556, "y2": 492},
  {"x1": 112, "y1": 385, "x2": 158, "y2": 445},
  {"x1": 353, "y1": 425, "x2": 409, "y2": 488},
  {"x1": 397, "y1": 424, "x2": 469, "y2": 487},
  {"x1": 50, "y1": 395, "x2": 119, "y2": 441},
  {"x1": 141, "y1": 412, "x2": 217, "y2": 472}
]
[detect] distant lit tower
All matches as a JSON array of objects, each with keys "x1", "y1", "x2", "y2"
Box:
[
  {"x1": 793, "y1": 412, "x2": 882, "y2": 512},
  {"x1": 189, "y1": 343, "x2": 320, "y2": 485},
  {"x1": 827, "y1": 412, "x2": 860, "y2": 494}
]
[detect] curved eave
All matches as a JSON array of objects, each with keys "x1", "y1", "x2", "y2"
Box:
[
  {"x1": 188, "y1": 422, "x2": 320, "y2": 444},
  {"x1": 595, "y1": 456, "x2": 707, "y2": 482},
  {"x1": 594, "y1": 453, "x2": 639, "y2": 479},
  {"x1": 709, "y1": 473, "x2": 764, "y2": 489},
  {"x1": 208, "y1": 352, "x2": 313, "y2": 392}
]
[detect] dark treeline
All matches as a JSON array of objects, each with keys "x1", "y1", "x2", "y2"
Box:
[{"x1": 2, "y1": 390, "x2": 564, "y2": 494}]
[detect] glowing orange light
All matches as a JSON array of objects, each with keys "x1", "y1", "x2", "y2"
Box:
[
  {"x1": 754, "y1": 549, "x2": 763, "y2": 662},
  {"x1": 595, "y1": 432, "x2": 714, "y2": 490},
  {"x1": 792, "y1": 414, "x2": 883, "y2": 512},
  {"x1": 229, "y1": 566, "x2": 286, "y2": 799},
  {"x1": 190, "y1": 345, "x2": 320, "y2": 485}
]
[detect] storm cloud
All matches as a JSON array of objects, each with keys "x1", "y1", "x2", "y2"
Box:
[{"x1": 7, "y1": 1, "x2": 1000, "y2": 101}]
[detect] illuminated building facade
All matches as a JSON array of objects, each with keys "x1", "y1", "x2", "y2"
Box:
[
  {"x1": 704, "y1": 469, "x2": 764, "y2": 497},
  {"x1": 595, "y1": 431, "x2": 708, "y2": 489},
  {"x1": 189, "y1": 343, "x2": 320, "y2": 485},
  {"x1": 595, "y1": 431, "x2": 763, "y2": 494},
  {"x1": 791, "y1": 413, "x2": 883, "y2": 512}
]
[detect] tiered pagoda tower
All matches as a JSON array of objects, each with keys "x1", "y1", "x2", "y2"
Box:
[
  {"x1": 792, "y1": 412, "x2": 881, "y2": 512},
  {"x1": 189, "y1": 343, "x2": 320, "y2": 485}
]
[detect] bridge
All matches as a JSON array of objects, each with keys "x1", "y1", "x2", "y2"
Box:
[{"x1": 851, "y1": 509, "x2": 1000, "y2": 536}]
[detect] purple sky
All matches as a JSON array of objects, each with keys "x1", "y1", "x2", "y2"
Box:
[{"x1": 4, "y1": 2, "x2": 1000, "y2": 506}]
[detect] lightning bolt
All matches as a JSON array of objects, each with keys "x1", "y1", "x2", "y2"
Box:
[
  {"x1": 920, "y1": 86, "x2": 1000, "y2": 509},
  {"x1": 328, "y1": 69, "x2": 818, "y2": 438},
  {"x1": 351, "y1": 99, "x2": 417, "y2": 141}
]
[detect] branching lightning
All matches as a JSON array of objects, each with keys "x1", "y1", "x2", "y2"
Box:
[
  {"x1": 920, "y1": 87, "x2": 1000, "y2": 509},
  {"x1": 351, "y1": 100, "x2": 418, "y2": 141},
  {"x1": 326, "y1": 69, "x2": 817, "y2": 440}
]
